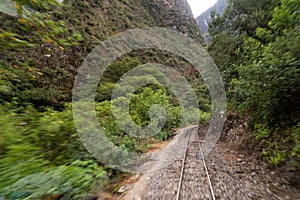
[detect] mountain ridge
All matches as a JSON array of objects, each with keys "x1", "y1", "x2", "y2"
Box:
[{"x1": 195, "y1": 0, "x2": 227, "y2": 43}]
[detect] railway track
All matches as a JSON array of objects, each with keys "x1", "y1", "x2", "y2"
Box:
[
  {"x1": 176, "y1": 126, "x2": 215, "y2": 200},
  {"x1": 138, "y1": 125, "x2": 299, "y2": 200},
  {"x1": 144, "y1": 126, "x2": 216, "y2": 200}
]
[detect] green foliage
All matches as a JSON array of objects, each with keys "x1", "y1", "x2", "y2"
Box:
[
  {"x1": 0, "y1": 60, "x2": 72, "y2": 109},
  {"x1": 1, "y1": 0, "x2": 206, "y2": 109},
  {"x1": 291, "y1": 126, "x2": 300, "y2": 161},
  {"x1": 0, "y1": 106, "x2": 49, "y2": 189},
  {"x1": 260, "y1": 124, "x2": 300, "y2": 168},
  {"x1": 209, "y1": 0, "x2": 300, "y2": 167},
  {"x1": 1, "y1": 160, "x2": 107, "y2": 199},
  {"x1": 262, "y1": 142, "x2": 286, "y2": 168},
  {"x1": 229, "y1": 0, "x2": 300, "y2": 126},
  {"x1": 95, "y1": 80, "x2": 210, "y2": 151},
  {"x1": 0, "y1": 105, "x2": 107, "y2": 198},
  {"x1": 96, "y1": 85, "x2": 182, "y2": 152},
  {"x1": 0, "y1": 0, "x2": 83, "y2": 108},
  {"x1": 254, "y1": 124, "x2": 271, "y2": 140},
  {"x1": 0, "y1": 0, "x2": 81, "y2": 50},
  {"x1": 208, "y1": 0, "x2": 279, "y2": 88}
]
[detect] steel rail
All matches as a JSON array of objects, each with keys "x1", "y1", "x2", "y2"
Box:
[
  {"x1": 176, "y1": 126, "x2": 197, "y2": 200},
  {"x1": 176, "y1": 126, "x2": 216, "y2": 200},
  {"x1": 196, "y1": 128, "x2": 216, "y2": 200}
]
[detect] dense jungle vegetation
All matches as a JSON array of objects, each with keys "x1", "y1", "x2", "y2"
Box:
[
  {"x1": 0, "y1": 0, "x2": 299, "y2": 199},
  {"x1": 208, "y1": 0, "x2": 299, "y2": 168}
]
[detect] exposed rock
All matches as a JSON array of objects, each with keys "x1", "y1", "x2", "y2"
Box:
[
  {"x1": 195, "y1": 0, "x2": 227, "y2": 43},
  {"x1": 118, "y1": 186, "x2": 127, "y2": 193}
]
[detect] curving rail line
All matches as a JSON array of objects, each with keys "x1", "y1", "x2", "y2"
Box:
[{"x1": 176, "y1": 126, "x2": 216, "y2": 200}]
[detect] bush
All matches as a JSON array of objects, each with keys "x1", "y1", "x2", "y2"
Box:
[{"x1": 0, "y1": 105, "x2": 106, "y2": 198}]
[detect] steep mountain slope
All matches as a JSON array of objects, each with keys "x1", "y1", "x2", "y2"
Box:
[
  {"x1": 160, "y1": 0, "x2": 194, "y2": 18},
  {"x1": 0, "y1": 0, "x2": 204, "y2": 108},
  {"x1": 195, "y1": 0, "x2": 227, "y2": 43}
]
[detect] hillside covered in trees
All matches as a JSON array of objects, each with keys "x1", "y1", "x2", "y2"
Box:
[{"x1": 208, "y1": 0, "x2": 299, "y2": 170}]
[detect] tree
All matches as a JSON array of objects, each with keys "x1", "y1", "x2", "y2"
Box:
[
  {"x1": 208, "y1": 0, "x2": 300, "y2": 167},
  {"x1": 208, "y1": 0, "x2": 279, "y2": 88}
]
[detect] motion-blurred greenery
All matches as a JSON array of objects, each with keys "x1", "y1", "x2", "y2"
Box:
[{"x1": 0, "y1": 0, "x2": 209, "y2": 198}]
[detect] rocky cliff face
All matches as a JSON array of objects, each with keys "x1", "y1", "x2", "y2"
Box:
[
  {"x1": 165, "y1": 0, "x2": 194, "y2": 18},
  {"x1": 141, "y1": 0, "x2": 204, "y2": 44},
  {"x1": 63, "y1": 0, "x2": 204, "y2": 46},
  {"x1": 195, "y1": 0, "x2": 227, "y2": 43}
]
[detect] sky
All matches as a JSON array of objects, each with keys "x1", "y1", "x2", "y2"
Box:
[{"x1": 187, "y1": 0, "x2": 217, "y2": 17}]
